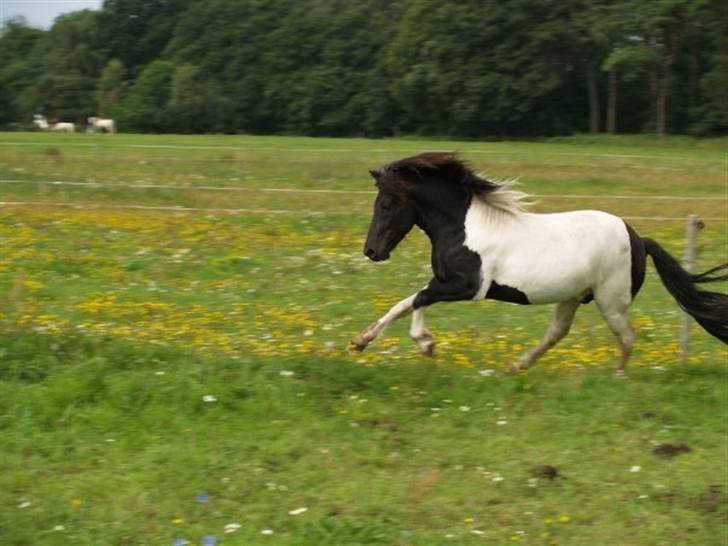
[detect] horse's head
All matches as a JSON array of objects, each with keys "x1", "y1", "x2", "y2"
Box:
[
  {"x1": 364, "y1": 153, "x2": 504, "y2": 261},
  {"x1": 363, "y1": 168, "x2": 417, "y2": 262}
]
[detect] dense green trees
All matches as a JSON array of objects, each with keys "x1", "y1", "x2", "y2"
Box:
[
  {"x1": 0, "y1": 0, "x2": 725, "y2": 136},
  {"x1": 0, "y1": 19, "x2": 44, "y2": 126},
  {"x1": 96, "y1": 59, "x2": 125, "y2": 118}
]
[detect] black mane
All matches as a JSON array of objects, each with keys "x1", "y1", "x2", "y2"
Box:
[{"x1": 377, "y1": 152, "x2": 499, "y2": 195}]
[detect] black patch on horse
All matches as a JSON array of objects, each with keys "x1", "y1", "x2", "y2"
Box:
[
  {"x1": 624, "y1": 221, "x2": 646, "y2": 300},
  {"x1": 486, "y1": 281, "x2": 530, "y2": 305}
]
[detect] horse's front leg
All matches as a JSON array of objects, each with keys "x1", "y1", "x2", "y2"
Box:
[
  {"x1": 406, "y1": 274, "x2": 483, "y2": 355},
  {"x1": 352, "y1": 274, "x2": 480, "y2": 354},
  {"x1": 350, "y1": 293, "x2": 434, "y2": 356},
  {"x1": 409, "y1": 308, "x2": 435, "y2": 356},
  {"x1": 350, "y1": 293, "x2": 416, "y2": 351}
]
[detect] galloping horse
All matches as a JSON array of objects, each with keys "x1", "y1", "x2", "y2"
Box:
[
  {"x1": 88, "y1": 117, "x2": 116, "y2": 133},
  {"x1": 351, "y1": 152, "x2": 727, "y2": 372}
]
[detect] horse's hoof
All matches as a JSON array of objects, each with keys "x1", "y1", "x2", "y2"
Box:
[
  {"x1": 419, "y1": 341, "x2": 436, "y2": 357},
  {"x1": 507, "y1": 364, "x2": 526, "y2": 374},
  {"x1": 349, "y1": 336, "x2": 368, "y2": 352},
  {"x1": 412, "y1": 330, "x2": 435, "y2": 357}
]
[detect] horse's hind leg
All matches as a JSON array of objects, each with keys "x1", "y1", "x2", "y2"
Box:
[
  {"x1": 595, "y1": 300, "x2": 634, "y2": 375},
  {"x1": 510, "y1": 299, "x2": 580, "y2": 372}
]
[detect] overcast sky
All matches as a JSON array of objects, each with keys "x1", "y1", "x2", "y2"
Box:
[{"x1": 1, "y1": 0, "x2": 103, "y2": 29}]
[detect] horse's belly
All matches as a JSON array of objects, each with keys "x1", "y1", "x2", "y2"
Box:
[
  {"x1": 489, "y1": 257, "x2": 596, "y2": 305},
  {"x1": 518, "y1": 278, "x2": 593, "y2": 304}
]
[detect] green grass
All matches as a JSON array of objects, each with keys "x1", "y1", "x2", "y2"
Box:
[
  {"x1": 0, "y1": 132, "x2": 726, "y2": 545},
  {"x1": 1, "y1": 332, "x2": 726, "y2": 546}
]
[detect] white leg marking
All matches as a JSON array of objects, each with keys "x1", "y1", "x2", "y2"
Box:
[
  {"x1": 594, "y1": 284, "x2": 634, "y2": 374},
  {"x1": 511, "y1": 299, "x2": 580, "y2": 372},
  {"x1": 351, "y1": 294, "x2": 416, "y2": 351},
  {"x1": 409, "y1": 308, "x2": 435, "y2": 356},
  {"x1": 598, "y1": 307, "x2": 634, "y2": 374}
]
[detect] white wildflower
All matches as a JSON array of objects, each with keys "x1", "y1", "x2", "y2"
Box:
[
  {"x1": 224, "y1": 523, "x2": 241, "y2": 534},
  {"x1": 289, "y1": 507, "x2": 308, "y2": 516}
]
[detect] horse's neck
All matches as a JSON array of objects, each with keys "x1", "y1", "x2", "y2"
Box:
[
  {"x1": 415, "y1": 200, "x2": 469, "y2": 249},
  {"x1": 415, "y1": 188, "x2": 527, "y2": 253}
]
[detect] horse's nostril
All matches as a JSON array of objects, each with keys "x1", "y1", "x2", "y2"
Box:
[{"x1": 365, "y1": 248, "x2": 376, "y2": 259}]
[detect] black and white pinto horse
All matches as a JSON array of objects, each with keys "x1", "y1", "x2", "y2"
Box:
[{"x1": 351, "y1": 152, "x2": 728, "y2": 372}]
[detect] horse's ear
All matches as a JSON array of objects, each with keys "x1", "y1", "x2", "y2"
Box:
[{"x1": 369, "y1": 169, "x2": 381, "y2": 180}]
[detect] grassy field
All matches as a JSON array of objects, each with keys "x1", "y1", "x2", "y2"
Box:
[{"x1": 0, "y1": 132, "x2": 726, "y2": 545}]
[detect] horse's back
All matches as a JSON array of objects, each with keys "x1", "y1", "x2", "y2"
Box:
[{"x1": 529, "y1": 210, "x2": 631, "y2": 303}]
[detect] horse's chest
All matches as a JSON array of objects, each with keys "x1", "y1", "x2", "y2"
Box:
[{"x1": 432, "y1": 244, "x2": 481, "y2": 282}]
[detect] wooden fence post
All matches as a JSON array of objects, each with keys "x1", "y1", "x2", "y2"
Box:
[{"x1": 680, "y1": 214, "x2": 703, "y2": 363}]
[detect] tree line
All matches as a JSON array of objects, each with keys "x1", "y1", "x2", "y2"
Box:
[{"x1": 1, "y1": 0, "x2": 726, "y2": 137}]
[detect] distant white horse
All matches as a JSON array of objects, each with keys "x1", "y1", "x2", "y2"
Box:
[
  {"x1": 88, "y1": 117, "x2": 116, "y2": 133},
  {"x1": 52, "y1": 122, "x2": 75, "y2": 133},
  {"x1": 33, "y1": 114, "x2": 49, "y2": 129}
]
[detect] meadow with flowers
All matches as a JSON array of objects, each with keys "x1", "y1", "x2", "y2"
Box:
[{"x1": 0, "y1": 133, "x2": 726, "y2": 545}]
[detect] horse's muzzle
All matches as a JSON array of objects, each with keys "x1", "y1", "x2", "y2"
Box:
[{"x1": 364, "y1": 247, "x2": 389, "y2": 262}]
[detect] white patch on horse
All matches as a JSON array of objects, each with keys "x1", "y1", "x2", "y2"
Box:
[{"x1": 465, "y1": 198, "x2": 632, "y2": 305}]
